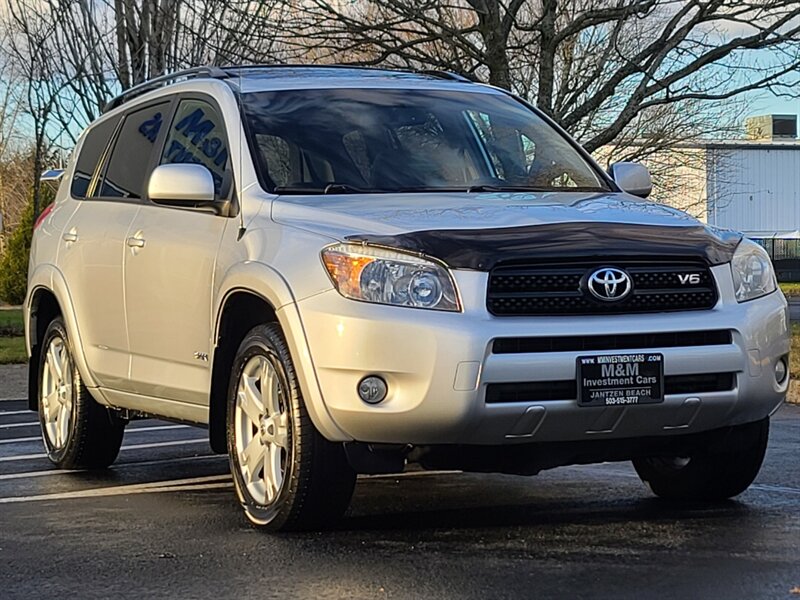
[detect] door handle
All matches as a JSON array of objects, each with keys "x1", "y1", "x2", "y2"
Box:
[
  {"x1": 126, "y1": 236, "x2": 146, "y2": 248},
  {"x1": 62, "y1": 230, "x2": 78, "y2": 243}
]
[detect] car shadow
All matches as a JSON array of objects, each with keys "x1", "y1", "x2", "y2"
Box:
[
  {"x1": 336, "y1": 497, "x2": 752, "y2": 533},
  {"x1": 327, "y1": 471, "x2": 759, "y2": 534}
]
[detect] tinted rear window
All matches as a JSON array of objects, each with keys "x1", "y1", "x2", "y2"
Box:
[{"x1": 70, "y1": 117, "x2": 120, "y2": 198}]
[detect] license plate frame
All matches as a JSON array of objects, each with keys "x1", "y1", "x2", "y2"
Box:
[{"x1": 577, "y1": 353, "x2": 664, "y2": 407}]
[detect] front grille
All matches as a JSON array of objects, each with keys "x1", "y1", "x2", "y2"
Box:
[
  {"x1": 492, "y1": 330, "x2": 732, "y2": 354},
  {"x1": 487, "y1": 260, "x2": 717, "y2": 316},
  {"x1": 485, "y1": 373, "x2": 736, "y2": 404}
]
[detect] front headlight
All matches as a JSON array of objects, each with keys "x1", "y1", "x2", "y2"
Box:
[
  {"x1": 321, "y1": 243, "x2": 460, "y2": 311},
  {"x1": 730, "y1": 238, "x2": 777, "y2": 302}
]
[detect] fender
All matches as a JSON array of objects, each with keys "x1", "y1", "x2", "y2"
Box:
[
  {"x1": 213, "y1": 261, "x2": 351, "y2": 442},
  {"x1": 26, "y1": 263, "x2": 103, "y2": 394}
]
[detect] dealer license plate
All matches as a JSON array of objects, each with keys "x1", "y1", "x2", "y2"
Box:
[{"x1": 577, "y1": 353, "x2": 664, "y2": 407}]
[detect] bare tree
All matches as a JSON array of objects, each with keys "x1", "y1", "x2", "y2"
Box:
[
  {"x1": 1, "y1": 0, "x2": 284, "y2": 216},
  {"x1": 4, "y1": 0, "x2": 283, "y2": 136},
  {"x1": 3, "y1": 0, "x2": 797, "y2": 220},
  {"x1": 272, "y1": 1, "x2": 800, "y2": 154},
  {"x1": 4, "y1": 0, "x2": 70, "y2": 215},
  {"x1": 0, "y1": 26, "x2": 33, "y2": 250}
]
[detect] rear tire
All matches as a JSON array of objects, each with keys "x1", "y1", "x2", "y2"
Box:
[
  {"x1": 38, "y1": 317, "x2": 125, "y2": 469},
  {"x1": 633, "y1": 418, "x2": 769, "y2": 501},
  {"x1": 226, "y1": 323, "x2": 356, "y2": 531}
]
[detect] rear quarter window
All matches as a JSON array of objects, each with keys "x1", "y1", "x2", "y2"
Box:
[{"x1": 70, "y1": 117, "x2": 120, "y2": 199}]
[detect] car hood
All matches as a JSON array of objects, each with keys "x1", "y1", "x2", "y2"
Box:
[{"x1": 271, "y1": 191, "x2": 741, "y2": 269}]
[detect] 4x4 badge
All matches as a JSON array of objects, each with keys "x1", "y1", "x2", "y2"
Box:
[{"x1": 587, "y1": 267, "x2": 632, "y2": 302}]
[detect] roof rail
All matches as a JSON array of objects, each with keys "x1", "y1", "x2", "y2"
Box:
[
  {"x1": 418, "y1": 70, "x2": 475, "y2": 83},
  {"x1": 215, "y1": 63, "x2": 474, "y2": 81},
  {"x1": 102, "y1": 64, "x2": 476, "y2": 113},
  {"x1": 102, "y1": 66, "x2": 229, "y2": 113}
]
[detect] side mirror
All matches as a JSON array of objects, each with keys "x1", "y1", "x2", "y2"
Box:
[
  {"x1": 148, "y1": 164, "x2": 215, "y2": 205},
  {"x1": 609, "y1": 162, "x2": 652, "y2": 198},
  {"x1": 40, "y1": 169, "x2": 65, "y2": 193}
]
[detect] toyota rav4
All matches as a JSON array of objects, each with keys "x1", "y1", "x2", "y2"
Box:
[{"x1": 25, "y1": 65, "x2": 790, "y2": 531}]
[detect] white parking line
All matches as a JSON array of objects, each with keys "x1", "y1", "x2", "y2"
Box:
[
  {"x1": 361, "y1": 470, "x2": 461, "y2": 479},
  {"x1": 128, "y1": 423, "x2": 190, "y2": 431},
  {"x1": 1, "y1": 460, "x2": 797, "y2": 502},
  {"x1": 0, "y1": 422, "x2": 37, "y2": 429},
  {"x1": 126, "y1": 424, "x2": 190, "y2": 434},
  {"x1": 0, "y1": 454, "x2": 226, "y2": 481},
  {"x1": 0, "y1": 421, "x2": 189, "y2": 431},
  {"x1": 0, "y1": 424, "x2": 191, "y2": 444},
  {"x1": 751, "y1": 483, "x2": 800, "y2": 496},
  {"x1": 0, "y1": 410, "x2": 32, "y2": 417},
  {"x1": 0, "y1": 438, "x2": 208, "y2": 462},
  {"x1": 0, "y1": 437, "x2": 39, "y2": 445},
  {"x1": 0, "y1": 474, "x2": 233, "y2": 504}
]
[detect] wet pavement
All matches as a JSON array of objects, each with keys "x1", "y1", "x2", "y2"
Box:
[{"x1": 0, "y1": 387, "x2": 798, "y2": 598}]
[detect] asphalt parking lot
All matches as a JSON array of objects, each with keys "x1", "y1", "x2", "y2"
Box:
[{"x1": 1, "y1": 366, "x2": 798, "y2": 599}]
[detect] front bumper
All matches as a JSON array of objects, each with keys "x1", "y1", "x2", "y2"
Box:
[{"x1": 295, "y1": 265, "x2": 790, "y2": 445}]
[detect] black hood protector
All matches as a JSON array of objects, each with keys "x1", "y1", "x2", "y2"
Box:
[{"x1": 347, "y1": 222, "x2": 742, "y2": 271}]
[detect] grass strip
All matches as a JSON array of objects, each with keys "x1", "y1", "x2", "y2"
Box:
[{"x1": 0, "y1": 336, "x2": 26, "y2": 365}]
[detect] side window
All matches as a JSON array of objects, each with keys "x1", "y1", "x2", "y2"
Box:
[
  {"x1": 160, "y1": 99, "x2": 230, "y2": 196},
  {"x1": 466, "y1": 110, "x2": 584, "y2": 188},
  {"x1": 96, "y1": 102, "x2": 169, "y2": 199},
  {"x1": 520, "y1": 133, "x2": 536, "y2": 170},
  {"x1": 70, "y1": 117, "x2": 120, "y2": 198},
  {"x1": 465, "y1": 110, "x2": 541, "y2": 184}
]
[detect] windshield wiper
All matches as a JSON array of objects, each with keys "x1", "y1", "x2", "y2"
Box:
[
  {"x1": 467, "y1": 185, "x2": 608, "y2": 193},
  {"x1": 324, "y1": 183, "x2": 368, "y2": 194},
  {"x1": 272, "y1": 183, "x2": 368, "y2": 195},
  {"x1": 272, "y1": 183, "x2": 606, "y2": 195},
  {"x1": 380, "y1": 186, "x2": 475, "y2": 193},
  {"x1": 467, "y1": 184, "x2": 551, "y2": 193}
]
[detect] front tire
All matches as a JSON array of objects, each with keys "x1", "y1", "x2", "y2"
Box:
[
  {"x1": 633, "y1": 418, "x2": 769, "y2": 501},
  {"x1": 226, "y1": 323, "x2": 356, "y2": 531},
  {"x1": 38, "y1": 317, "x2": 125, "y2": 469}
]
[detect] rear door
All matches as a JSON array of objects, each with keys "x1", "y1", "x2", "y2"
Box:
[
  {"x1": 123, "y1": 95, "x2": 233, "y2": 405},
  {"x1": 58, "y1": 101, "x2": 170, "y2": 389}
]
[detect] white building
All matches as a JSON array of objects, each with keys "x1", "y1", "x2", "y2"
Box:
[
  {"x1": 624, "y1": 115, "x2": 800, "y2": 279},
  {"x1": 706, "y1": 140, "x2": 800, "y2": 239},
  {"x1": 627, "y1": 115, "x2": 800, "y2": 240}
]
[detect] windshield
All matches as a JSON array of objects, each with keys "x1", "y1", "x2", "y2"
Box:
[{"x1": 241, "y1": 88, "x2": 608, "y2": 194}]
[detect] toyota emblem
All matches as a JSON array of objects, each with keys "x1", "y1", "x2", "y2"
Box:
[{"x1": 587, "y1": 267, "x2": 632, "y2": 301}]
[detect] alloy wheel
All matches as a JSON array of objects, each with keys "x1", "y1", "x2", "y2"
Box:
[
  {"x1": 234, "y1": 354, "x2": 290, "y2": 506},
  {"x1": 41, "y1": 336, "x2": 74, "y2": 449}
]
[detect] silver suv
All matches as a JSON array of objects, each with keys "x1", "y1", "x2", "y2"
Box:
[{"x1": 26, "y1": 66, "x2": 790, "y2": 530}]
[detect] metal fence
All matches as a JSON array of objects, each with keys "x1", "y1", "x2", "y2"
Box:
[{"x1": 753, "y1": 239, "x2": 800, "y2": 281}]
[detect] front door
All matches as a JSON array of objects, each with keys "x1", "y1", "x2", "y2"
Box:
[{"x1": 123, "y1": 97, "x2": 233, "y2": 405}]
